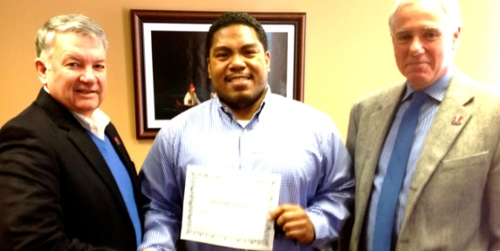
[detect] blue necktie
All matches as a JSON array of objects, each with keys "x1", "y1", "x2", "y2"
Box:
[{"x1": 373, "y1": 91, "x2": 427, "y2": 251}]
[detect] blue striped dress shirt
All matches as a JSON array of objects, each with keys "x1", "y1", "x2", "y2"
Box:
[
  {"x1": 365, "y1": 69, "x2": 453, "y2": 251},
  {"x1": 139, "y1": 90, "x2": 354, "y2": 251}
]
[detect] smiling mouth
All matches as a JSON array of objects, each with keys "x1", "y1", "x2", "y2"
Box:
[
  {"x1": 76, "y1": 90, "x2": 98, "y2": 95},
  {"x1": 407, "y1": 61, "x2": 427, "y2": 66},
  {"x1": 225, "y1": 75, "x2": 252, "y2": 83}
]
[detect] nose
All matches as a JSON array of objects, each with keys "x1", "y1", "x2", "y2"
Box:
[
  {"x1": 79, "y1": 67, "x2": 97, "y2": 83},
  {"x1": 409, "y1": 38, "x2": 424, "y2": 56},
  {"x1": 229, "y1": 54, "x2": 246, "y2": 70}
]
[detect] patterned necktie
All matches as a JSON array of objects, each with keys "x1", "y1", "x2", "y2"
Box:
[{"x1": 373, "y1": 91, "x2": 427, "y2": 251}]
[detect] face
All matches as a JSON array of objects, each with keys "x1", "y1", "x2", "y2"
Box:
[
  {"x1": 391, "y1": 1, "x2": 460, "y2": 90},
  {"x1": 207, "y1": 24, "x2": 270, "y2": 116},
  {"x1": 36, "y1": 32, "x2": 107, "y2": 117}
]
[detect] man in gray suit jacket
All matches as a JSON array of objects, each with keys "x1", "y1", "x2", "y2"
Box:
[
  {"x1": 341, "y1": 0, "x2": 500, "y2": 250},
  {"x1": 0, "y1": 14, "x2": 142, "y2": 250}
]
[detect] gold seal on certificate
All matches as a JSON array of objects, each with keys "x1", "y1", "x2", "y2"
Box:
[{"x1": 181, "y1": 165, "x2": 282, "y2": 250}]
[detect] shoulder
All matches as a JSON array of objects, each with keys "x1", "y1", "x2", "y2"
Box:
[
  {"x1": 268, "y1": 93, "x2": 328, "y2": 117},
  {"x1": 449, "y1": 71, "x2": 500, "y2": 106},
  {"x1": 348, "y1": 83, "x2": 405, "y2": 117},
  {"x1": 1, "y1": 103, "x2": 46, "y2": 133},
  {"x1": 156, "y1": 100, "x2": 215, "y2": 135},
  {"x1": 355, "y1": 83, "x2": 404, "y2": 106},
  {"x1": 265, "y1": 94, "x2": 340, "y2": 134},
  {"x1": 174, "y1": 99, "x2": 215, "y2": 121}
]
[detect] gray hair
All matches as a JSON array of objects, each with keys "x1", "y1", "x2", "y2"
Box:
[
  {"x1": 35, "y1": 14, "x2": 108, "y2": 57},
  {"x1": 388, "y1": 0, "x2": 462, "y2": 35}
]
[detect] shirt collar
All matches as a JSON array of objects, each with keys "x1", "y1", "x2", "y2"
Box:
[
  {"x1": 43, "y1": 86, "x2": 110, "y2": 139},
  {"x1": 218, "y1": 85, "x2": 270, "y2": 121},
  {"x1": 71, "y1": 109, "x2": 110, "y2": 140},
  {"x1": 402, "y1": 66, "x2": 454, "y2": 103}
]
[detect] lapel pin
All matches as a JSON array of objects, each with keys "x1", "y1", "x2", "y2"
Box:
[
  {"x1": 114, "y1": 136, "x2": 121, "y2": 145},
  {"x1": 452, "y1": 115, "x2": 463, "y2": 125}
]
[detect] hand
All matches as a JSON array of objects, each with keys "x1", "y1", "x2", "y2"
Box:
[{"x1": 268, "y1": 204, "x2": 315, "y2": 245}]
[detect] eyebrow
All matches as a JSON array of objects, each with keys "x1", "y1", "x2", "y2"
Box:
[
  {"x1": 395, "y1": 26, "x2": 440, "y2": 35},
  {"x1": 212, "y1": 43, "x2": 261, "y2": 52},
  {"x1": 61, "y1": 54, "x2": 106, "y2": 64}
]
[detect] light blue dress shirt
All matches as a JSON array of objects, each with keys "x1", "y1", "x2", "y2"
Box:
[
  {"x1": 365, "y1": 69, "x2": 453, "y2": 251},
  {"x1": 139, "y1": 89, "x2": 354, "y2": 251}
]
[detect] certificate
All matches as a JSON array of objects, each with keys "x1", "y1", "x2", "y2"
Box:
[{"x1": 181, "y1": 165, "x2": 282, "y2": 250}]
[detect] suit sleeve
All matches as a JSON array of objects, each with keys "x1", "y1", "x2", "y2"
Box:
[
  {"x1": 0, "y1": 122, "x2": 119, "y2": 251},
  {"x1": 338, "y1": 102, "x2": 360, "y2": 251},
  {"x1": 488, "y1": 138, "x2": 500, "y2": 250}
]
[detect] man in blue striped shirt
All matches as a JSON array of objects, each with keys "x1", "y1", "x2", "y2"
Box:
[{"x1": 139, "y1": 12, "x2": 354, "y2": 251}]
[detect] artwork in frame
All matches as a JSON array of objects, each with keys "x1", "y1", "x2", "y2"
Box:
[{"x1": 131, "y1": 10, "x2": 306, "y2": 139}]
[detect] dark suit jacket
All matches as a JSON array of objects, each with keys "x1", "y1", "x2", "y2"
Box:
[
  {"x1": 342, "y1": 71, "x2": 500, "y2": 251},
  {"x1": 0, "y1": 88, "x2": 143, "y2": 251}
]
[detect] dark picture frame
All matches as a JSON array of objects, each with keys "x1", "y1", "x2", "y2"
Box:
[{"x1": 131, "y1": 10, "x2": 306, "y2": 139}]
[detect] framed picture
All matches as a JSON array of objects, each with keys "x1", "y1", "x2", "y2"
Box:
[{"x1": 131, "y1": 10, "x2": 306, "y2": 139}]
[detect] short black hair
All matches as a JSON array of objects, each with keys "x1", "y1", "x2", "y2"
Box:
[{"x1": 205, "y1": 12, "x2": 268, "y2": 58}]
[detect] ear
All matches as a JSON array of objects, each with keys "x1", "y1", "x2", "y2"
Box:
[
  {"x1": 206, "y1": 57, "x2": 211, "y2": 79},
  {"x1": 35, "y1": 58, "x2": 48, "y2": 85},
  {"x1": 454, "y1": 27, "x2": 461, "y2": 38},
  {"x1": 265, "y1": 51, "x2": 271, "y2": 73},
  {"x1": 452, "y1": 27, "x2": 461, "y2": 50}
]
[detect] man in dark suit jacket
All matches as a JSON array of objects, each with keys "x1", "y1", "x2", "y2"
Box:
[
  {"x1": 0, "y1": 14, "x2": 142, "y2": 250},
  {"x1": 341, "y1": 0, "x2": 500, "y2": 250}
]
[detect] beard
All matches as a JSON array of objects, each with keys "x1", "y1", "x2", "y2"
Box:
[{"x1": 216, "y1": 85, "x2": 267, "y2": 110}]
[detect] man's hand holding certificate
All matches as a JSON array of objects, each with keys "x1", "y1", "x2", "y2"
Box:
[{"x1": 268, "y1": 204, "x2": 316, "y2": 245}]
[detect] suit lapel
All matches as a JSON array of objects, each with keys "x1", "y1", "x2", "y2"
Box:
[
  {"x1": 358, "y1": 103, "x2": 398, "y2": 201},
  {"x1": 401, "y1": 73, "x2": 475, "y2": 230},
  {"x1": 105, "y1": 125, "x2": 143, "y2": 223},
  {"x1": 105, "y1": 124, "x2": 140, "y2": 196},
  {"x1": 355, "y1": 85, "x2": 406, "y2": 237},
  {"x1": 36, "y1": 89, "x2": 128, "y2": 211},
  {"x1": 66, "y1": 129, "x2": 124, "y2": 199}
]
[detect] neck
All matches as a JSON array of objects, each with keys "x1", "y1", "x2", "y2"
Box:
[
  {"x1": 227, "y1": 87, "x2": 267, "y2": 120},
  {"x1": 230, "y1": 106, "x2": 259, "y2": 120}
]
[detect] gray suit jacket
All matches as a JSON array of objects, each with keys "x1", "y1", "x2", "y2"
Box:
[{"x1": 343, "y1": 71, "x2": 500, "y2": 251}]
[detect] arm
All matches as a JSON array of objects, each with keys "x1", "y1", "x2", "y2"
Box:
[
  {"x1": 488, "y1": 138, "x2": 500, "y2": 250},
  {"x1": 184, "y1": 92, "x2": 194, "y2": 105},
  {"x1": 139, "y1": 129, "x2": 183, "y2": 250},
  {"x1": 308, "y1": 125, "x2": 354, "y2": 249},
  {"x1": 183, "y1": 93, "x2": 190, "y2": 105},
  {"x1": 338, "y1": 103, "x2": 359, "y2": 251},
  {"x1": 269, "y1": 118, "x2": 355, "y2": 249},
  {"x1": 338, "y1": 105, "x2": 358, "y2": 251},
  {"x1": 193, "y1": 93, "x2": 200, "y2": 105},
  {"x1": 0, "y1": 123, "x2": 118, "y2": 251}
]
